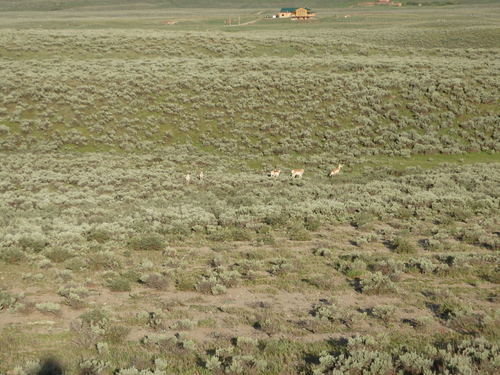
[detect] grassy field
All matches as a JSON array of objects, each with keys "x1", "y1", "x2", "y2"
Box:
[{"x1": 0, "y1": 1, "x2": 499, "y2": 374}]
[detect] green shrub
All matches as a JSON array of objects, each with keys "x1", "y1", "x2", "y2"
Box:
[
  {"x1": 35, "y1": 302, "x2": 61, "y2": 315},
  {"x1": 391, "y1": 236, "x2": 417, "y2": 254},
  {"x1": 253, "y1": 315, "x2": 282, "y2": 335},
  {"x1": 18, "y1": 236, "x2": 48, "y2": 253},
  {"x1": 58, "y1": 285, "x2": 89, "y2": 309},
  {"x1": 360, "y1": 272, "x2": 397, "y2": 295},
  {"x1": 0, "y1": 290, "x2": 18, "y2": 310},
  {"x1": 352, "y1": 212, "x2": 376, "y2": 229},
  {"x1": 336, "y1": 257, "x2": 367, "y2": 278},
  {"x1": 104, "y1": 324, "x2": 130, "y2": 344},
  {"x1": 139, "y1": 273, "x2": 170, "y2": 290},
  {"x1": 207, "y1": 227, "x2": 253, "y2": 242},
  {"x1": 44, "y1": 247, "x2": 74, "y2": 263},
  {"x1": 371, "y1": 305, "x2": 396, "y2": 323},
  {"x1": 107, "y1": 277, "x2": 131, "y2": 292},
  {"x1": 79, "y1": 359, "x2": 108, "y2": 374},
  {"x1": 406, "y1": 257, "x2": 440, "y2": 274},
  {"x1": 268, "y1": 258, "x2": 292, "y2": 276},
  {"x1": 236, "y1": 337, "x2": 258, "y2": 352},
  {"x1": 264, "y1": 212, "x2": 288, "y2": 227},
  {"x1": 85, "y1": 228, "x2": 112, "y2": 243},
  {"x1": 368, "y1": 258, "x2": 404, "y2": 281},
  {"x1": 129, "y1": 234, "x2": 165, "y2": 251},
  {"x1": 170, "y1": 319, "x2": 196, "y2": 330},
  {"x1": 313, "y1": 248, "x2": 333, "y2": 257},
  {"x1": 310, "y1": 301, "x2": 354, "y2": 327},
  {"x1": 304, "y1": 216, "x2": 321, "y2": 231},
  {"x1": 314, "y1": 336, "x2": 500, "y2": 375},
  {"x1": 288, "y1": 225, "x2": 312, "y2": 241},
  {"x1": 254, "y1": 232, "x2": 275, "y2": 246},
  {"x1": 88, "y1": 250, "x2": 121, "y2": 270},
  {"x1": 0, "y1": 247, "x2": 26, "y2": 264}
]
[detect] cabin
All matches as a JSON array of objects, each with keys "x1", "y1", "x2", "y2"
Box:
[{"x1": 276, "y1": 7, "x2": 316, "y2": 20}]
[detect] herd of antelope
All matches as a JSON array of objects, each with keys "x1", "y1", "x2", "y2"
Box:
[
  {"x1": 185, "y1": 171, "x2": 204, "y2": 184},
  {"x1": 185, "y1": 165, "x2": 343, "y2": 183},
  {"x1": 270, "y1": 164, "x2": 343, "y2": 179}
]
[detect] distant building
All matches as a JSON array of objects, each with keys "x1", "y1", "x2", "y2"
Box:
[{"x1": 276, "y1": 7, "x2": 316, "y2": 20}]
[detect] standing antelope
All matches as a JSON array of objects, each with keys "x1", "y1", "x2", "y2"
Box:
[
  {"x1": 198, "y1": 171, "x2": 204, "y2": 182},
  {"x1": 329, "y1": 164, "x2": 343, "y2": 177},
  {"x1": 291, "y1": 169, "x2": 304, "y2": 178},
  {"x1": 185, "y1": 173, "x2": 191, "y2": 184},
  {"x1": 269, "y1": 168, "x2": 281, "y2": 178}
]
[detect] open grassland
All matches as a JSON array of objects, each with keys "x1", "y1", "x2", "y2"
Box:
[{"x1": 0, "y1": 1, "x2": 499, "y2": 374}]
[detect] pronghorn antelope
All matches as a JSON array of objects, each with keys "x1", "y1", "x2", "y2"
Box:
[
  {"x1": 291, "y1": 169, "x2": 304, "y2": 178},
  {"x1": 329, "y1": 164, "x2": 343, "y2": 177},
  {"x1": 185, "y1": 173, "x2": 191, "y2": 184},
  {"x1": 269, "y1": 168, "x2": 281, "y2": 178},
  {"x1": 198, "y1": 171, "x2": 204, "y2": 182}
]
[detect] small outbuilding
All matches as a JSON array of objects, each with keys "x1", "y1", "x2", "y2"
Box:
[{"x1": 276, "y1": 7, "x2": 316, "y2": 20}]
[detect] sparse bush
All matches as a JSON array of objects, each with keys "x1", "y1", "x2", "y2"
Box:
[
  {"x1": 313, "y1": 248, "x2": 333, "y2": 257},
  {"x1": 79, "y1": 358, "x2": 108, "y2": 374},
  {"x1": 253, "y1": 315, "x2": 282, "y2": 335},
  {"x1": 352, "y1": 212, "x2": 376, "y2": 229},
  {"x1": 85, "y1": 228, "x2": 112, "y2": 243},
  {"x1": 288, "y1": 225, "x2": 312, "y2": 241},
  {"x1": 0, "y1": 290, "x2": 18, "y2": 310},
  {"x1": 0, "y1": 247, "x2": 26, "y2": 264},
  {"x1": 35, "y1": 302, "x2": 61, "y2": 315},
  {"x1": 139, "y1": 273, "x2": 170, "y2": 290},
  {"x1": 314, "y1": 335, "x2": 500, "y2": 375},
  {"x1": 18, "y1": 236, "x2": 48, "y2": 253},
  {"x1": 96, "y1": 342, "x2": 109, "y2": 355},
  {"x1": 268, "y1": 258, "x2": 292, "y2": 276},
  {"x1": 107, "y1": 277, "x2": 131, "y2": 292},
  {"x1": 335, "y1": 257, "x2": 367, "y2": 278},
  {"x1": 406, "y1": 257, "x2": 442, "y2": 274},
  {"x1": 254, "y1": 232, "x2": 275, "y2": 246},
  {"x1": 82, "y1": 251, "x2": 109, "y2": 272},
  {"x1": 391, "y1": 236, "x2": 417, "y2": 254},
  {"x1": 235, "y1": 337, "x2": 258, "y2": 353},
  {"x1": 58, "y1": 285, "x2": 89, "y2": 309},
  {"x1": 103, "y1": 324, "x2": 130, "y2": 344},
  {"x1": 304, "y1": 216, "x2": 321, "y2": 232},
  {"x1": 368, "y1": 258, "x2": 404, "y2": 281},
  {"x1": 371, "y1": 305, "x2": 396, "y2": 323},
  {"x1": 360, "y1": 272, "x2": 397, "y2": 294},
  {"x1": 44, "y1": 247, "x2": 74, "y2": 263},
  {"x1": 311, "y1": 301, "x2": 355, "y2": 327},
  {"x1": 129, "y1": 234, "x2": 164, "y2": 251},
  {"x1": 170, "y1": 319, "x2": 196, "y2": 330}
]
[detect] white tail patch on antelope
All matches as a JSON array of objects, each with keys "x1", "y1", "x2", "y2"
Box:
[
  {"x1": 291, "y1": 169, "x2": 304, "y2": 178},
  {"x1": 185, "y1": 173, "x2": 191, "y2": 184},
  {"x1": 198, "y1": 171, "x2": 204, "y2": 181},
  {"x1": 329, "y1": 164, "x2": 343, "y2": 177},
  {"x1": 269, "y1": 168, "x2": 281, "y2": 178}
]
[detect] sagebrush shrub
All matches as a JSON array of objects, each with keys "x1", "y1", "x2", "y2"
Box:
[
  {"x1": 129, "y1": 234, "x2": 164, "y2": 251},
  {"x1": 360, "y1": 272, "x2": 397, "y2": 294},
  {"x1": 391, "y1": 236, "x2": 417, "y2": 254}
]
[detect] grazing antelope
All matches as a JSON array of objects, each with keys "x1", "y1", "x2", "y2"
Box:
[
  {"x1": 185, "y1": 173, "x2": 191, "y2": 184},
  {"x1": 291, "y1": 169, "x2": 304, "y2": 178},
  {"x1": 269, "y1": 168, "x2": 281, "y2": 178},
  {"x1": 198, "y1": 171, "x2": 204, "y2": 182},
  {"x1": 329, "y1": 164, "x2": 343, "y2": 177}
]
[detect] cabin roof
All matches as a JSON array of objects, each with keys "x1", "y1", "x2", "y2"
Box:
[{"x1": 280, "y1": 7, "x2": 312, "y2": 12}]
